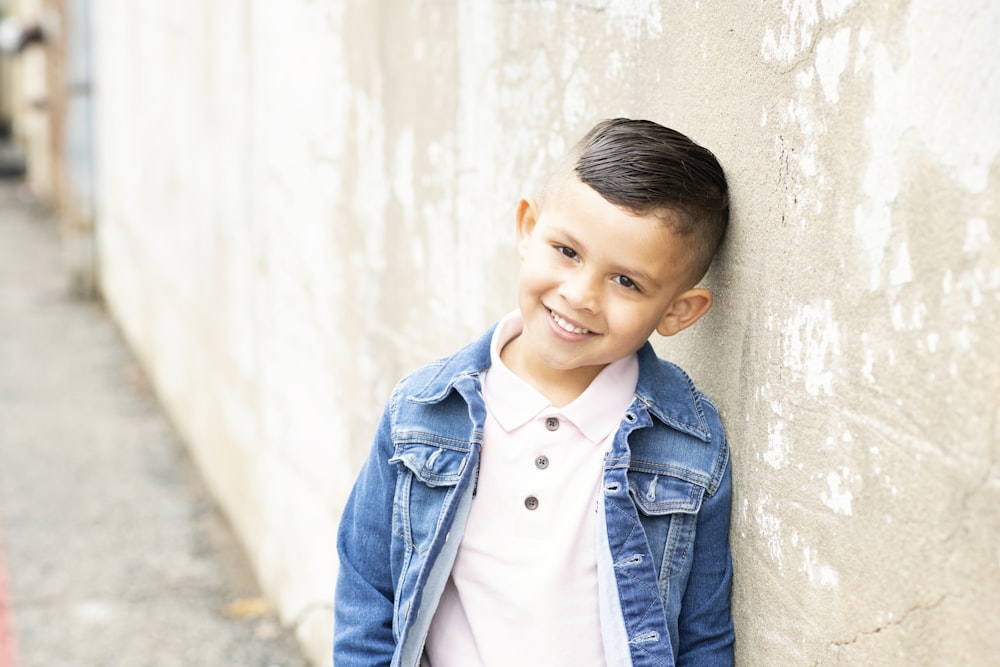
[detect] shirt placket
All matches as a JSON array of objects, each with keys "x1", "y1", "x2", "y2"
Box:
[{"x1": 519, "y1": 411, "x2": 566, "y2": 515}]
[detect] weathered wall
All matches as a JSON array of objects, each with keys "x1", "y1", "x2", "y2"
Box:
[{"x1": 88, "y1": 1, "x2": 999, "y2": 665}]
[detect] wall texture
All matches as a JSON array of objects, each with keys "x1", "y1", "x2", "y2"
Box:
[{"x1": 88, "y1": 1, "x2": 999, "y2": 665}]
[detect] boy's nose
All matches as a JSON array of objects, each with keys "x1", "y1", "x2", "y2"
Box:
[{"x1": 559, "y1": 271, "x2": 600, "y2": 312}]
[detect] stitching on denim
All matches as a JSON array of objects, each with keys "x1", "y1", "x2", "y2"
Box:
[
  {"x1": 606, "y1": 495, "x2": 666, "y2": 651},
  {"x1": 395, "y1": 432, "x2": 479, "y2": 449}
]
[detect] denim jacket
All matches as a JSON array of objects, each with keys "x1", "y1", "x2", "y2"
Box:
[{"x1": 334, "y1": 324, "x2": 734, "y2": 667}]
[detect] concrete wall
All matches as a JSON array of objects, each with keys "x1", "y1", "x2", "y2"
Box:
[{"x1": 88, "y1": 1, "x2": 999, "y2": 665}]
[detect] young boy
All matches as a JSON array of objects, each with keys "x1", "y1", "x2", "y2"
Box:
[{"x1": 334, "y1": 118, "x2": 734, "y2": 667}]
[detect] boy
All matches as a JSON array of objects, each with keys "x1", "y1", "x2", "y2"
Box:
[{"x1": 334, "y1": 118, "x2": 734, "y2": 667}]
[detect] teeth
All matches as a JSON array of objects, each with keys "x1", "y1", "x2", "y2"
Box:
[{"x1": 550, "y1": 310, "x2": 590, "y2": 334}]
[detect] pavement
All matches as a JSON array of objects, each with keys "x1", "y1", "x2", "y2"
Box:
[{"x1": 0, "y1": 172, "x2": 310, "y2": 666}]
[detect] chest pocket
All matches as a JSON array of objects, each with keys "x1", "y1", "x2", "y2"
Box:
[
  {"x1": 627, "y1": 468, "x2": 705, "y2": 583},
  {"x1": 390, "y1": 436, "x2": 470, "y2": 555},
  {"x1": 392, "y1": 436, "x2": 469, "y2": 486}
]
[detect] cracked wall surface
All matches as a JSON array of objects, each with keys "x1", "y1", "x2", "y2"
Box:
[{"x1": 89, "y1": 1, "x2": 999, "y2": 665}]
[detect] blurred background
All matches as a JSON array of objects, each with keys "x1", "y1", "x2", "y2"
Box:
[{"x1": 0, "y1": 1, "x2": 997, "y2": 665}]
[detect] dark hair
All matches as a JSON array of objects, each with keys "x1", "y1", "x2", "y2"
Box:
[{"x1": 572, "y1": 118, "x2": 729, "y2": 283}]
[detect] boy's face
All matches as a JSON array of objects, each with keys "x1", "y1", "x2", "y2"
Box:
[{"x1": 503, "y1": 176, "x2": 712, "y2": 398}]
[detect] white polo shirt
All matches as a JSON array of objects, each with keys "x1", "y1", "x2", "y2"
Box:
[{"x1": 422, "y1": 311, "x2": 639, "y2": 666}]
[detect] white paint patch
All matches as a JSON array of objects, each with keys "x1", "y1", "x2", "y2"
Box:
[
  {"x1": 760, "y1": 0, "x2": 820, "y2": 62},
  {"x1": 820, "y1": 469, "x2": 853, "y2": 515},
  {"x1": 765, "y1": 418, "x2": 788, "y2": 469},
  {"x1": 783, "y1": 300, "x2": 841, "y2": 396},
  {"x1": 816, "y1": 27, "x2": 852, "y2": 103},
  {"x1": 820, "y1": 0, "x2": 855, "y2": 20},
  {"x1": 963, "y1": 218, "x2": 990, "y2": 253},
  {"x1": 862, "y1": 349, "x2": 875, "y2": 382},
  {"x1": 854, "y1": 25, "x2": 871, "y2": 73},
  {"x1": 392, "y1": 128, "x2": 416, "y2": 219},
  {"x1": 942, "y1": 269, "x2": 953, "y2": 295},
  {"x1": 755, "y1": 498, "x2": 785, "y2": 569},
  {"x1": 818, "y1": 564, "x2": 840, "y2": 586},
  {"x1": 863, "y1": 0, "x2": 1000, "y2": 196},
  {"x1": 796, "y1": 66, "x2": 815, "y2": 91},
  {"x1": 888, "y1": 242, "x2": 913, "y2": 286},
  {"x1": 801, "y1": 542, "x2": 841, "y2": 587},
  {"x1": 854, "y1": 203, "x2": 892, "y2": 290},
  {"x1": 784, "y1": 99, "x2": 819, "y2": 178},
  {"x1": 906, "y1": 0, "x2": 1000, "y2": 193}
]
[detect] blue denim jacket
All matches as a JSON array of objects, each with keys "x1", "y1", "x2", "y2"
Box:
[{"x1": 334, "y1": 324, "x2": 734, "y2": 667}]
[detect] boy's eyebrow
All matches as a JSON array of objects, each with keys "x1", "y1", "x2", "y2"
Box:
[{"x1": 558, "y1": 228, "x2": 661, "y2": 289}]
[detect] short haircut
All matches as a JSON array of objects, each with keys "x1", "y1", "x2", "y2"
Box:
[{"x1": 569, "y1": 118, "x2": 730, "y2": 284}]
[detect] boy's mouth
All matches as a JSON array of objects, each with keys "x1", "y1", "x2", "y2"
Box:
[{"x1": 547, "y1": 308, "x2": 592, "y2": 335}]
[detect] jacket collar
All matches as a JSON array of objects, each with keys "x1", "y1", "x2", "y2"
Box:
[
  {"x1": 405, "y1": 322, "x2": 711, "y2": 441},
  {"x1": 633, "y1": 343, "x2": 712, "y2": 442}
]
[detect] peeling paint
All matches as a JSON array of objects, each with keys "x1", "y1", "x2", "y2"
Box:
[
  {"x1": 820, "y1": 469, "x2": 853, "y2": 515},
  {"x1": 888, "y1": 243, "x2": 913, "y2": 286},
  {"x1": 755, "y1": 498, "x2": 785, "y2": 569},
  {"x1": 903, "y1": 0, "x2": 1000, "y2": 193},
  {"x1": 815, "y1": 27, "x2": 851, "y2": 104},
  {"x1": 765, "y1": 418, "x2": 788, "y2": 469},
  {"x1": 784, "y1": 300, "x2": 841, "y2": 396},
  {"x1": 798, "y1": 537, "x2": 840, "y2": 587},
  {"x1": 963, "y1": 218, "x2": 990, "y2": 254},
  {"x1": 820, "y1": 0, "x2": 855, "y2": 20},
  {"x1": 760, "y1": 0, "x2": 819, "y2": 63}
]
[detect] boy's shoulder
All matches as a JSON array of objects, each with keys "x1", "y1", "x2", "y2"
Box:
[
  {"x1": 634, "y1": 343, "x2": 729, "y2": 494},
  {"x1": 634, "y1": 343, "x2": 724, "y2": 443}
]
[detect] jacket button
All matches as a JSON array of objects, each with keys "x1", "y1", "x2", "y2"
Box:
[
  {"x1": 535, "y1": 455, "x2": 549, "y2": 470},
  {"x1": 545, "y1": 417, "x2": 560, "y2": 431},
  {"x1": 524, "y1": 495, "x2": 539, "y2": 510}
]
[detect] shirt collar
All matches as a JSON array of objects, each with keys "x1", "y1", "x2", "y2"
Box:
[{"x1": 483, "y1": 311, "x2": 639, "y2": 443}]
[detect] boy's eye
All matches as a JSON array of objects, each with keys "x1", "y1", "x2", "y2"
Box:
[
  {"x1": 556, "y1": 246, "x2": 578, "y2": 259},
  {"x1": 613, "y1": 275, "x2": 638, "y2": 290}
]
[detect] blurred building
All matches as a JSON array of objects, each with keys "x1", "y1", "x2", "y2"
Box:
[{"x1": 1, "y1": 0, "x2": 93, "y2": 295}]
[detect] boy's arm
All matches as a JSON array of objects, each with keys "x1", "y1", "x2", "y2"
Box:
[
  {"x1": 334, "y1": 402, "x2": 398, "y2": 667},
  {"x1": 676, "y1": 451, "x2": 735, "y2": 667}
]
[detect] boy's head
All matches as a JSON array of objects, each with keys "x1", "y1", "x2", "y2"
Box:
[
  {"x1": 503, "y1": 119, "x2": 730, "y2": 400},
  {"x1": 547, "y1": 118, "x2": 729, "y2": 285}
]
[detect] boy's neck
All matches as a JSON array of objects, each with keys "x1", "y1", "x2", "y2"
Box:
[{"x1": 499, "y1": 334, "x2": 605, "y2": 408}]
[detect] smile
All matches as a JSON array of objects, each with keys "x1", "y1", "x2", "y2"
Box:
[{"x1": 548, "y1": 308, "x2": 592, "y2": 335}]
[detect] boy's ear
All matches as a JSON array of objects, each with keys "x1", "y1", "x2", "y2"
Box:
[
  {"x1": 656, "y1": 288, "x2": 713, "y2": 337},
  {"x1": 515, "y1": 196, "x2": 540, "y2": 258}
]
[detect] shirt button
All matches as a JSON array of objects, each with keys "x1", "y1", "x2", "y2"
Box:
[
  {"x1": 524, "y1": 495, "x2": 539, "y2": 511},
  {"x1": 545, "y1": 417, "x2": 560, "y2": 431},
  {"x1": 535, "y1": 455, "x2": 549, "y2": 470}
]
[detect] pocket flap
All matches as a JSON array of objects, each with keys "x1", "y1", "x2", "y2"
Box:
[
  {"x1": 627, "y1": 470, "x2": 705, "y2": 515},
  {"x1": 390, "y1": 437, "x2": 468, "y2": 487}
]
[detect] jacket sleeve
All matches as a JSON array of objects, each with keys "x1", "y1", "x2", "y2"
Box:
[
  {"x1": 333, "y1": 396, "x2": 399, "y2": 667},
  {"x1": 676, "y1": 436, "x2": 735, "y2": 666}
]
